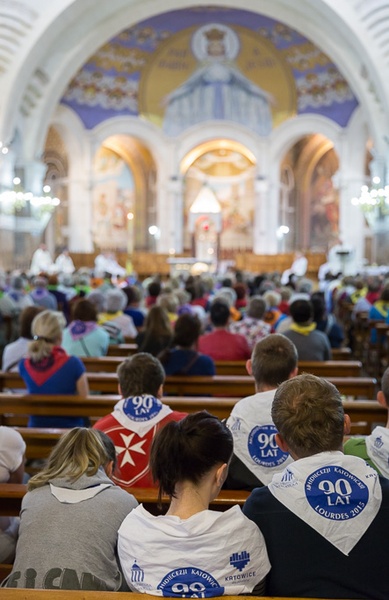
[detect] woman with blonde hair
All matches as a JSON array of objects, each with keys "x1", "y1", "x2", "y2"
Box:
[
  {"x1": 19, "y1": 310, "x2": 89, "y2": 427},
  {"x1": 3, "y1": 428, "x2": 137, "y2": 591}
]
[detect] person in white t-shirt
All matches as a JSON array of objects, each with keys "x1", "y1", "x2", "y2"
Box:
[
  {"x1": 0, "y1": 427, "x2": 26, "y2": 562},
  {"x1": 224, "y1": 334, "x2": 298, "y2": 490},
  {"x1": 118, "y1": 411, "x2": 270, "y2": 597}
]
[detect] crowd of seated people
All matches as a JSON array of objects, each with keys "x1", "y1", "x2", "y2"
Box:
[{"x1": 2, "y1": 259, "x2": 389, "y2": 595}]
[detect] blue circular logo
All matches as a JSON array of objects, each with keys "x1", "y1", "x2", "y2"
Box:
[
  {"x1": 122, "y1": 395, "x2": 162, "y2": 422},
  {"x1": 247, "y1": 424, "x2": 289, "y2": 468},
  {"x1": 305, "y1": 465, "x2": 369, "y2": 520},
  {"x1": 157, "y1": 568, "x2": 224, "y2": 598}
]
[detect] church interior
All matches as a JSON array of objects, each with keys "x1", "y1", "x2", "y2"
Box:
[{"x1": 1, "y1": 0, "x2": 389, "y2": 278}]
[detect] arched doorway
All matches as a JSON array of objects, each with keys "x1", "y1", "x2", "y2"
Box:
[{"x1": 181, "y1": 139, "x2": 257, "y2": 264}]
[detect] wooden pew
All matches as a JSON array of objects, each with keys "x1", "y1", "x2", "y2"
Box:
[
  {"x1": 332, "y1": 347, "x2": 352, "y2": 360},
  {"x1": 80, "y1": 357, "x2": 363, "y2": 377},
  {"x1": 15, "y1": 427, "x2": 69, "y2": 461},
  {"x1": 106, "y1": 343, "x2": 137, "y2": 357},
  {"x1": 0, "y1": 371, "x2": 377, "y2": 399},
  {"x1": 164, "y1": 375, "x2": 377, "y2": 399},
  {"x1": 0, "y1": 483, "x2": 248, "y2": 517},
  {"x1": 214, "y1": 360, "x2": 362, "y2": 377},
  {"x1": 2, "y1": 396, "x2": 385, "y2": 456}
]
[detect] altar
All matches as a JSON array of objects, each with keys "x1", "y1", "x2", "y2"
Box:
[{"x1": 167, "y1": 257, "x2": 215, "y2": 278}]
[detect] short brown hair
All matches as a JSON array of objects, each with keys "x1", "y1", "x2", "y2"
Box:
[
  {"x1": 117, "y1": 353, "x2": 165, "y2": 398},
  {"x1": 272, "y1": 374, "x2": 345, "y2": 458},
  {"x1": 71, "y1": 299, "x2": 98, "y2": 322},
  {"x1": 251, "y1": 334, "x2": 297, "y2": 387}
]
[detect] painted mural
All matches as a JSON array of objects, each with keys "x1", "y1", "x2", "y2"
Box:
[
  {"x1": 62, "y1": 7, "x2": 358, "y2": 133},
  {"x1": 92, "y1": 148, "x2": 134, "y2": 250}
]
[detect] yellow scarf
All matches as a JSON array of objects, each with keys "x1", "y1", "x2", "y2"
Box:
[{"x1": 290, "y1": 322, "x2": 316, "y2": 336}]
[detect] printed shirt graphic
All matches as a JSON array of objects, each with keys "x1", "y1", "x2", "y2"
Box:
[
  {"x1": 268, "y1": 451, "x2": 382, "y2": 555},
  {"x1": 118, "y1": 504, "x2": 270, "y2": 596},
  {"x1": 366, "y1": 426, "x2": 389, "y2": 479},
  {"x1": 226, "y1": 390, "x2": 292, "y2": 484},
  {"x1": 93, "y1": 395, "x2": 186, "y2": 487}
]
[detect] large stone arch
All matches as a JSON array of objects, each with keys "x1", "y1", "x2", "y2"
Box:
[{"x1": 2, "y1": 0, "x2": 389, "y2": 161}]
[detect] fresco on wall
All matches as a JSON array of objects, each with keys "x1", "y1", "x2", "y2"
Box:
[
  {"x1": 62, "y1": 7, "x2": 358, "y2": 133},
  {"x1": 92, "y1": 148, "x2": 134, "y2": 250},
  {"x1": 309, "y1": 158, "x2": 339, "y2": 250}
]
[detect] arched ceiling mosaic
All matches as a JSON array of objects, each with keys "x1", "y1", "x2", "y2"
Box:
[{"x1": 61, "y1": 6, "x2": 358, "y2": 134}]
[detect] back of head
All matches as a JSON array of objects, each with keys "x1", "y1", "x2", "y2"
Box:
[
  {"x1": 272, "y1": 373, "x2": 344, "y2": 458},
  {"x1": 29, "y1": 310, "x2": 66, "y2": 361},
  {"x1": 87, "y1": 290, "x2": 107, "y2": 313},
  {"x1": 11, "y1": 275, "x2": 25, "y2": 291},
  {"x1": 210, "y1": 299, "x2": 230, "y2": 326},
  {"x1": 214, "y1": 287, "x2": 237, "y2": 308},
  {"x1": 117, "y1": 352, "x2": 165, "y2": 398},
  {"x1": 251, "y1": 334, "x2": 297, "y2": 387},
  {"x1": 72, "y1": 298, "x2": 98, "y2": 322},
  {"x1": 289, "y1": 299, "x2": 313, "y2": 324},
  {"x1": 173, "y1": 313, "x2": 201, "y2": 348},
  {"x1": 106, "y1": 288, "x2": 127, "y2": 313},
  {"x1": 19, "y1": 305, "x2": 44, "y2": 339},
  {"x1": 123, "y1": 285, "x2": 141, "y2": 306},
  {"x1": 247, "y1": 296, "x2": 266, "y2": 320},
  {"x1": 148, "y1": 281, "x2": 161, "y2": 297},
  {"x1": 158, "y1": 292, "x2": 179, "y2": 314},
  {"x1": 380, "y1": 286, "x2": 389, "y2": 302},
  {"x1": 262, "y1": 290, "x2": 281, "y2": 308},
  {"x1": 28, "y1": 428, "x2": 115, "y2": 490},
  {"x1": 150, "y1": 411, "x2": 233, "y2": 500},
  {"x1": 144, "y1": 305, "x2": 172, "y2": 337},
  {"x1": 310, "y1": 293, "x2": 326, "y2": 322}
]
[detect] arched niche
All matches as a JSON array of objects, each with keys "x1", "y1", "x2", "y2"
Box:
[
  {"x1": 180, "y1": 139, "x2": 257, "y2": 261},
  {"x1": 279, "y1": 133, "x2": 340, "y2": 253},
  {"x1": 91, "y1": 134, "x2": 157, "y2": 253}
]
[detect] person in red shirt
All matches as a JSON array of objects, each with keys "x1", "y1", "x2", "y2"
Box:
[
  {"x1": 198, "y1": 300, "x2": 251, "y2": 361},
  {"x1": 93, "y1": 353, "x2": 186, "y2": 488}
]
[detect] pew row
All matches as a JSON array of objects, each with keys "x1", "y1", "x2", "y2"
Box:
[
  {"x1": 80, "y1": 356, "x2": 363, "y2": 378},
  {"x1": 0, "y1": 371, "x2": 377, "y2": 399},
  {"x1": 0, "y1": 483, "x2": 248, "y2": 518},
  {"x1": 105, "y1": 343, "x2": 352, "y2": 361},
  {"x1": 12, "y1": 398, "x2": 385, "y2": 463},
  {"x1": 0, "y1": 394, "x2": 384, "y2": 439},
  {"x1": 106, "y1": 343, "x2": 137, "y2": 357}
]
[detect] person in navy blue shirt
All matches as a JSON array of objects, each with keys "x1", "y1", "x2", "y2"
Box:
[
  {"x1": 159, "y1": 313, "x2": 215, "y2": 376},
  {"x1": 19, "y1": 309, "x2": 89, "y2": 428}
]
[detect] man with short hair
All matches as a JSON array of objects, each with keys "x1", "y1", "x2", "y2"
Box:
[
  {"x1": 344, "y1": 365, "x2": 389, "y2": 477},
  {"x1": 93, "y1": 353, "x2": 187, "y2": 488},
  {"x1": 224, "y1": 334, "x2": 297, "y2": 490},
  {"x1": 198, "y1": 299, "x2": 251, "y2": 360},
  {"x1": 229, "y1": 296, "x2": 271, "y2": 350},
  {"x1": 244, "y1": 373, "x2": 389, "y2": 599},
  {"x1": 282, "y1": 298, "x2": 332, "y2": 360}
]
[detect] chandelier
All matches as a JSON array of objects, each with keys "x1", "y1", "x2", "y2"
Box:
[
  {"x1": 351, "y1": 176, "x2": 389, "y2": 230},
  {"x1": 0, "y1": 180, "x2": 60, "y2": 235}
]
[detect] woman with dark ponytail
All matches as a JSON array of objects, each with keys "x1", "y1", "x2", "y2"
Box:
[{"x1": 118, "y1": 411, "x2": 270, "y2": 597}]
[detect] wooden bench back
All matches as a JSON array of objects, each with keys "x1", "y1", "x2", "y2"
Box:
[{"x1": 80, "y1": 357, "x2": 362, "y2": 377}]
